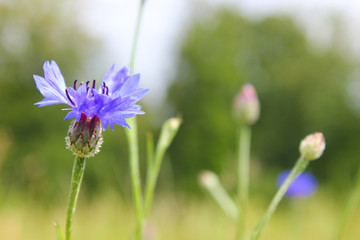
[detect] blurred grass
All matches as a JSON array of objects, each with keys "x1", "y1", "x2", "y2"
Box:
[{"x1": 0, "y1": 190, "x2": 359, "y2": 240}]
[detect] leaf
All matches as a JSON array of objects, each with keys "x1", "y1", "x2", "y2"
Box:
[{"x1": 53, "y1": 221, "x2": 65, "y2": 240}]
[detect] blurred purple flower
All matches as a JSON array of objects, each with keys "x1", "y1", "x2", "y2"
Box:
[
  {"x1": 34, "y1": 60, "x2": 148, "y2": 130},
  {"x1": 277, "y1": 170, "x2": 318, "y2": 198}
]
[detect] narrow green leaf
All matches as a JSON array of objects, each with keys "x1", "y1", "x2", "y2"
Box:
[{"x1": 54, "y1": 221, "x2": 64, "y2": 240}]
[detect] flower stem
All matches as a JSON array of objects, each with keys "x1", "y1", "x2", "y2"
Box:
[
  {"x1": 129, "y1": 0, "x2": 146, "y2": 71},
  {"x1": 249, "y1": 156, "x2": 309, "y2": 240},
  {"x1": 206, "y1": 178, "x2": 239, "y2": 220},
  {"x1": 146, "y1": 132, "x2": 154, "y2": 184},
  {"x1": 65, "y1": 156, "x2": 86, "y2": 240},
  {"x1": 126, "y1": 1, "x2": 147, "y2": 239},
  {"x1": 237, "y1": 124, "x2": 251, "y2": 240},
  {"x1": 333, "y1": 165, "x2": 360, "y2": 240},
  {"x1": 125, "y1": 118, "x2": 144, "y2": 240},
  {"x1": 144, "y1": 117, "x2": 182, "y2": 218}
]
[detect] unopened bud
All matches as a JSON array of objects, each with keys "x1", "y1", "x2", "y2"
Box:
[
  {"x1": 233, "y1": 83, "x2": 260, "y2": 125},
  {"x1": 65, "y1": 113, "x2": 103, "y2": 158},
  {"x1": 299, "y1": 132, "x2": 325, "y2": 161},
  {"x1": 199, "y1": 170, "x2": 219, "y2": 188},
  {"x1": 158, "y1": 116, "x2": 182, "y2": 149}
]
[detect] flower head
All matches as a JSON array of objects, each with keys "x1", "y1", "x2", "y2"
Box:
[
  {"x1": 277, "y1": 170, "x2": 318, "y2": 198},
  {"x1": 299, "y1": 132, "x2": 326, "y2": 161},
  {"x1": 233, "y1": 83, "x2": 260, "y2": 125},
  {"x1": 34, "y1": 60, "x2": 148, "y2": 130},
  {"x1": 66, "y1": 113, "x2": 103, "y2": 158}
]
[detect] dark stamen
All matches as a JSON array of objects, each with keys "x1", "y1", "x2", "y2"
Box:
[
  {"x1": 73, "y1": 80, "x2": 78, "y2": 90},
  {"x1": 92, "y1": 80, "x2": 96, "y2": 89},
  {"x1": 101, "y1": 82, "x2": 109, "y2": 95},
  {"x1": 102, "y1": 82, "x2": 106, "y2": 94},
  {"x1": 65, "y1": 88, "x2": 75, "y2": 106},
  {"x1": 86, "y1": 81, "x2": 90, "y2": 87}
]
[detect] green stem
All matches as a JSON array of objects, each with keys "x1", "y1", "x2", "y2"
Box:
[
  {"x1": 144, "y1": 118, "x2": 181, "y2": 218},
  {"x1": 129, "y1": 1, "x2": 146, "y2": 71},
  {"x1": 237, "y1": 124, "x2": 251, "y2": 240},
  {"x1": 145, "y1": 132, "x2": 154, "y2": 196},
  {"x1": 333, "y1": 165, "x2": 360, "y2": 240},
  {"x1": 65, "y1": 156, "x2": 86, "y2": 240},
  {"x1": 206, "y1": 177, "x2": 239, "y2": 220},
  {"x1": 125, "y1": 118, "x2": 144, "y2": 240},
  {"x1": 250, "y1": 156, "x2": 309, "y2": 240},
  {"x1": 125, "y1": 1, "x2": 147, "y2": 239}
]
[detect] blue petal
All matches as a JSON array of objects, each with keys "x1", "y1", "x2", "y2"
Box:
[
  {"x1": 64, "y1": 111, "x2": 80, "y2": 120},
  {"x1": 129, "y1": 88, "x2": 149, "y2": 100},
  {"x1": 116, "y1": 74, "x2": 140, "y2": 97},
  {"x1": 99, "y1": 65, "x2": 131, "y2": 94},
  {"x1": 34, "y1": 75, "x2": 69, "y2": 106},
  {"x1": 43, "y1": 60, "x2": 66, "y2": 90}
]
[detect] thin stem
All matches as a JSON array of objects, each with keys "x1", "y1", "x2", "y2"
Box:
[
  {"x1": 144, "y1": 118, "x2": 181, "y2": 218},
  {"x1": 143, "y1": 142, "x2": 166, "y2": 218},
  {"x1": 145, "y1": 132, "x2": 154, "y2": 194},
  {"x1": 250, "y1": 156, "x2": 309, "y2": 240},
  {"x1": 125, "y1": 118, "x2": 144, "y2": 240},
  {"x1": 129, "y1": 1, "x2": 146, "y2": 71},
  {"x1": 65, "y1": 156, "x2": 86, "y2": 240},
  {"x1": 237, "y1": 124, "x2": 251, "y2": 240},
  {"x1": 333, "y1": 165, "x2": 360, "y2": 240},
  {"x1": 125, "y1": 1, "x2": 147, "y2": 239},
  {"x1": 206, "y1": 179, "x2": 239, "y2": 220}
]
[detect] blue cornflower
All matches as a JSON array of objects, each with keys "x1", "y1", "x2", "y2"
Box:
[
  {"x1": 277, "y1": 170, "x2": 318, "y2": 198},
  {"x1": 34, "y1": 60, "x2": 148, "y2": 130}
]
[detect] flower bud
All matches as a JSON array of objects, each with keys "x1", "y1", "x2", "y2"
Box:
[
  {"x1": 198, "y1": 170, "x2": 219, "y2": 189},
  {"x1": 65, "y1": 113, "x2": 103, "y2": 158},
  {"x1": 233, "y1": 83, "x2": 260, "y2": 125},
  {"x1": 299, "y1": 132, "x2": 325, "y2": 161}
]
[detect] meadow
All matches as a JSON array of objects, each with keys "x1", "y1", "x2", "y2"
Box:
[{"x1": 1, "y1": 189, "x2": 359, "y2": 240}]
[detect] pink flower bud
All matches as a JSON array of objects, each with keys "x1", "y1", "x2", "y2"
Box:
[
  {"x1": 233, "y1": 84, "x2": 260, "y2": 125},
  {"x1": 299, "y1": 132, "x2": 325, "y2": 161}
]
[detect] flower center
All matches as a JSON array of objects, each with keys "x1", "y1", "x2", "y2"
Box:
[{"x1": 65, "y1": 80, "x2": 110, "y2": 106}]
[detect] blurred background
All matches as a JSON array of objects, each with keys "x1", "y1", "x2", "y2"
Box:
[{"x1": 1, "y1": 0, "x2": 360, "y2": 239}]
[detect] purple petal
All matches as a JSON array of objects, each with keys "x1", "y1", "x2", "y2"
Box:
[
  {"x1": 99, "y1": 63, "x2": 115, "y2": 92},
  {"x1": 43, "y1": 61, "x2": 66, "y2": 89},
  {"x1": 130, "y1": 88, "x2": 149, "y2": 100},
  {"x1": 277, "y1": 170, "x2": 318, "y2": 198},
  {"x1": 64, "y1": 111, "x2": 80, "y2": 120},
  {"x1": 34, "y1": 74, "x2": 69, "y2": 106},
  {"x1": 117, "y1": 74, "x2": 140, "y2": 97}
]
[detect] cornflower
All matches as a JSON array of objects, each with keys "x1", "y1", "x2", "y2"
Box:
[{"x1": 34, "y1": 60, "x2": 148, "y2": 130}]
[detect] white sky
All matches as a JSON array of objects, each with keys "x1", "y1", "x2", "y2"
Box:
[{"x1": 76, "y1": 0, "x2": 360, "y2": 109}]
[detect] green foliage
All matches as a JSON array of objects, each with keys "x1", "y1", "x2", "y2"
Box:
[{"x1": 167, "y1": 10, "x2": 357, "y2": 190}]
